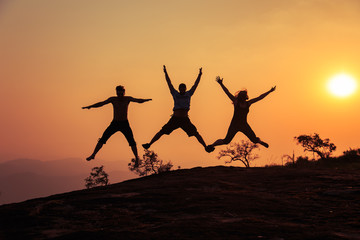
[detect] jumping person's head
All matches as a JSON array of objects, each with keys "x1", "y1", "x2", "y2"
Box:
[
  {"x1": 179, "y1": 83, "x2": 187, "y2": 95},
  {"x1": 235, "y1": 89, "x2": 249, "y2": 102},
  {"x1": 116, "y1": 85, "x2": 125, "y2": 97}
]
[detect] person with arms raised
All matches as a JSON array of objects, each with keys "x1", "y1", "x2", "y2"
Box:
[
  {"x1": 143, "y1": 65, "x2": 212, "y2": 152},
  {"x1": 206, "y1": 76, "x2": 276, "y2": 152}
]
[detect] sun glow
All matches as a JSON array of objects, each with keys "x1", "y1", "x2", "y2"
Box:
[{"x1": 327, "y1": 73, "x2": 358, "y2": 97}]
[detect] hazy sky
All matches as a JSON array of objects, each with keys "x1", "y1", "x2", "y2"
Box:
[{"x1": 1, "y1": 0, "x2": 359, "y2": 168}]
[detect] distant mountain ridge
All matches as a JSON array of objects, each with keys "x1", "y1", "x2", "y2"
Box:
[
  {"x1": 0, "y1": 158, "x2": 137, "y2": 205},
  {"x1": 0, "y1": 158, "x2": 83, "y2": 177}
]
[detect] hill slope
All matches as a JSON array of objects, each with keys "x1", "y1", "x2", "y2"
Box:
[
  {"x1": 0, "y1": 158, "x2": 137, "y2": 204},
  {"x1": 1, "y1": 166, "x2": 360, "y2": 239}
]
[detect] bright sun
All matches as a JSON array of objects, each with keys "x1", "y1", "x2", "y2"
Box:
[{"x1": 327, "y1": 73, "x2": 358, "y2": 97}]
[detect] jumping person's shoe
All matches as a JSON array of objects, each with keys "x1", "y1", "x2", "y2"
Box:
[
  {"x1": 261, "y1": 142, "x2": 269, "y2": 148},
  {"x1": 205, "y1": 145, "x2": 215, "y2": 153},
  {"x1": 142, "y1": 143, "x2": 151, "y2": 150},
  {"x1": 86, "y1": 155, "x2": 95, "y2": 161}
]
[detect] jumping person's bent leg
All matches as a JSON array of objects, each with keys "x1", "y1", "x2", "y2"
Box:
[
  {"x1": 194, "y1": 133, "x2": 206, "y2": 148},
  {"x1": 130, "y1": 145, "x2": 138, "y2": 159},
  {"x1": 130, "y1": 145, "x2": 141, "y2": 167},
  {"x1": 180, "y1": 117, "x2": 209, "y2": 151},
  {"x1": 242, "y1": 123, "x2": 269, "y2": 148},
  {"x1": 119, "y1": 121, "x2": 141, "y2": 166},
  {"x1": 86, "y1": 122, "x2": 117, "y2": 161},
  {"x1": 210, "y1": 123, "x2": 238, "y2": 148},
  {"x1": 142, "y1": 131, "x2": 164, "y2": 149},
  {"x1": 86, "y1": 141, "x2": 103, "y2": 161},
  {"x1": 258, "y1": 140, "x2": 269, "y2": 148},
  {"x1": 143, "y1": 117, "x2": 179, "y2": 149}
]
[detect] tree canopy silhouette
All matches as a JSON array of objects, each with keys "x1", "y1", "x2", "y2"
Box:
[
  {"x1": 294, "y1": 133, "x2": 336, "y2": 160},
  {"x1": 217, "y1": 140, "x2": 259, "y2": 168},
  {"x1": 129, "y1": 150, "x2": 173, "y2": 176},
  {"x1": 84, "y1": 165, "x2": 109, "y2": 189}
]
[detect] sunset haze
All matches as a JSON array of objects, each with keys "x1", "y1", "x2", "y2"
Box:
[{"x1": 1, "y1": 0, "x2": 359, "y2": 170}]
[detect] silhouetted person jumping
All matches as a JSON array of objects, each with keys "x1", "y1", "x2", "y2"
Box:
[
  {"x1": 206, "y1": 76, "x2": 276, "y2": 152},
  {"x1": 83, "y1": 85, "x2": 151, "y2": 166},
  {"x1": 142, "y1": 65, "x2": 210, "y2": 152}
]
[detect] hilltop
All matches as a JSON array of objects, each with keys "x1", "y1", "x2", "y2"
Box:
[{"x1": 1, "y1": 166, "x2": 360, "y2": 239}]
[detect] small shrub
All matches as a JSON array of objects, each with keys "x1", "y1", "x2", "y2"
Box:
[
  {"x1": 343, "y1": 148, "x2": 360, "y2": 157},
  {"x1": 295, "y1": 156, "x2": 310, "y2": 166},
  {"x1": 217, "y1": 140, "x2": 259, "y2": 168},
  {"x1": 84, "y1": 165, "x2": 109, "y2": 189},
  {"x1": 129, "y1": 150, "x2": 174, "y2": 176}
]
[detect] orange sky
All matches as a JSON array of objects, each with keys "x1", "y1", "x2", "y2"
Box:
[{"x1": 1, "y1": 0, "x2": 359, "y2": 169}]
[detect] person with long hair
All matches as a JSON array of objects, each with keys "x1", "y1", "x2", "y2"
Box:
[{"x1": 206, "y1": 76, "x2": 276, "y2": 152}]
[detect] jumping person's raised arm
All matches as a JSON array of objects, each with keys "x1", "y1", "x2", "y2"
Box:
[
  {"x1": 189, "y1": 67, "x2": 202, "y2": 94},
  {"x1": 129, "y1": 97, "x2": 152, "y2": 103},
  {"x1": 82, "y1": 98, "x2": 112, "y2": 109},
  {"x1": 248, "y1": 86, "x2": 276, "y2": 105},
  {"x1": 163, "y1": 65, "x2": 175, "y2": 93},
  {"x1": 216, "y1": 76, "x2": 235, "y2": 102}
]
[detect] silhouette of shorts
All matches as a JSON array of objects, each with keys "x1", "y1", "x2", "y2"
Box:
[
  {"x1": 98, "y1": 120, "x2": 136, "y2": 146},
  {"x1": 160, "y1": 116, "x2": 198, "y2": 137},
  {"x1": 225, "y1": 121, "x2": 259, "y2": 143}
]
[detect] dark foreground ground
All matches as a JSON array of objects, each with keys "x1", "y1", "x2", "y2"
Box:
[{"x1": 1, "y1": 166, "x2": 360, "y2": 240}]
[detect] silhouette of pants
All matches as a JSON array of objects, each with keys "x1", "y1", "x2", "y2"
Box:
[
  {"x1": 160, "y1": 116, "x2": 198, "y2": 137},
  {"x1": 98, "y1": 120, "x2": 136, "y2": 146},
  {"x1": 224, "y1": 121, "x2": 259, "y2": 144}
]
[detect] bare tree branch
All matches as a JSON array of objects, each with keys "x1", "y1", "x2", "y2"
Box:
[{"x1": 217, "y1": 140, "x2": 260, "y2": 168}]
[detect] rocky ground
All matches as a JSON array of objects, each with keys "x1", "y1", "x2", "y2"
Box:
[{"x1": 1, "y1": 166, "x2": 360, "y2": 240}]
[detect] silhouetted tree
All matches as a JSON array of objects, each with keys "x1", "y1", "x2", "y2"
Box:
[
  {"x1": 129, "y1": 150, "x2": 173, "y2": 176},
  {"x1": 217, "y1": 140, "x2": 259, "y2": 168},
  {"x1": 294, "y1": 133, "x2": 336, "y2": 160},
  {"x1": 85, "y1": 165, "x2": 109, "y2": 189}
]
